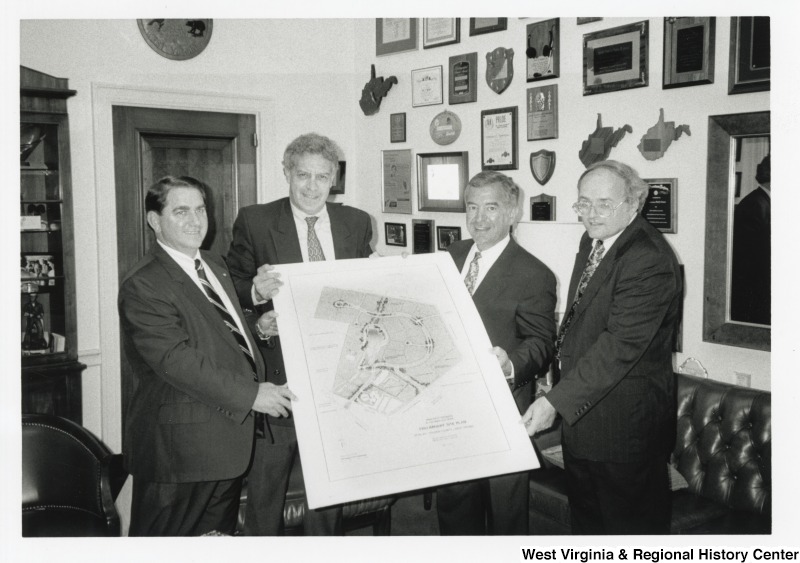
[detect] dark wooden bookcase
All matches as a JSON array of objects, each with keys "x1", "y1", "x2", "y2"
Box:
[{"x1": 20, "y1": 66, "x2": 85, "y2": 423}]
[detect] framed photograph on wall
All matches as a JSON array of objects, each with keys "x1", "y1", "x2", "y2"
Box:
[
  {"x1": 381, "y1": 149, "x2": 413, "y2": 214},
  {"x1": 390, "y1": 113, "x2": 406, "y2": 143},
  {"x1": 416, "y1": 152, "x2": 469, "y2": 212},
  {"x1": 583, "y1": 20, "x2": 649, "y2": 95},
  {"x1": 423, "y1": 18, "x2": 460, "y2": 49},
  {"x1": 481, "y1": 106, "x2": 518, "y2": 170},
  {"x1": 329, "y1": 161, "x2": 346, "y2": 195},
  {"x1": 376, "y1": 18, "x2": 418, "y2": 56},
  {"x1": 728, "y1": 17, "x2": 770, "y2": 94},
  {"x1": 469, "y1": 18, "x2": 507, "y2": 36},
  {"x1": 412, "y1": 66, "x2": 444, "y2": 107},
  {"x1": 663, "y1": 17, "x2": 715, "y2": 89},
  {"x1": 526, "y1": 18, "x2": 559, "y2": 82},
  {"x1": 641, "y1": 178, "x2": 677, "y2": 234},
  {"x1": 437, "y1": 226, "x2": 461, "y2": 251},
  {"x1": 384, "y1": 222, "x2": 407, "y2": 247}
]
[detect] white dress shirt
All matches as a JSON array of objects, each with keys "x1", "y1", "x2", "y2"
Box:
[
  {"x1": 460, "y1": 235, "x2": 511, "y2": 293},
  {"x1": 290, "y1": 201, "x2": 335, "y2": 262}
]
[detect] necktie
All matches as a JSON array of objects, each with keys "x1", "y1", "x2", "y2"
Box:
[
  {"x1": 306, "y1": 216, "x2": 326, "y2": 261},
  {"x1": 464, "y1": 251, "x2": 482, "y2": 294},
  {"x1": 555, "y1": 240, "x2": 605, "y2": 359},
  {"x1": 195, "y1": 259, "x2": 257, "y2": 377}
]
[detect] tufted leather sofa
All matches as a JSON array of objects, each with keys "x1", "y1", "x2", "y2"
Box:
[{"x1": 528, "y1": 372, "x2": 771, "y2": 534}]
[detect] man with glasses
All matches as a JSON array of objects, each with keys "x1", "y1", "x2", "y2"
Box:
[
  {"x1": 227, "y1": 133, "x2": 373, "y2": 535},
  {"x1": 522, "y1": 160, "x2": 682, "y2": 534}
]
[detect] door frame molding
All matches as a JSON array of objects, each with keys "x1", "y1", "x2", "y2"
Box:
[{"x1": 91, "y1": 83, "x2": 275, "y2": 451}]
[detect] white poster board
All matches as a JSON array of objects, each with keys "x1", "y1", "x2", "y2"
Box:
[{"x1": 272, "y1": 253, "x2": 539, "y2": 509}]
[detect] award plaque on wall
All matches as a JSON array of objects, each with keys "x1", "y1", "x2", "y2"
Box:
[
  {"x1": 530, "y1": 194, "x2": 556, "y2": 221},
  {"x1": 429, "y1": 111, "x2": 463, "y2": 146},
  {"x1": 390, "y1": 113, "x2": 406, "y2": 143},
  {"x1": 481, "y1": 106, "x2": 518, "y2": 171},
  {"x1": 728, "y1": 17, "x2": 770, "y2": 94},
  {"x1": 469, "y1": 18, "x2": 507, "y2": 36},
  {"x1": 412, "y1": 219, "x2": 435, "y2": 254},
  {"x1": 449, "y1": 52, "x2": 478, "y2": 104},
  {"x1": 527, "y1": 84, "x2": 558, "y2": 140},
  {"x1": 641, "y1": 178, "x2": 677, "y2": 233},
  {"x1": 583, "y1": 20, "x2": 649, "y2": 95},
  {"x1": 526, "y1": 18, "x2": 559, "y2": 82},
  {"x1": 663, "y1": 17, "x2": 715, "y2": 89}
]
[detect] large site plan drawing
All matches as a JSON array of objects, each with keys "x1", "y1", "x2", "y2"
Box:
[
  {"x1": 315, "y1": 287, "x2": 460, "y2": 417},
  {"x1": 273, "y1": 253, "x2": 539, "y2": 509}
]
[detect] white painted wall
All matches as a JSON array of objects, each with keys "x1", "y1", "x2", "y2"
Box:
[{"x1": 352, "y1": 17, "x2": 771, "y2": 391}]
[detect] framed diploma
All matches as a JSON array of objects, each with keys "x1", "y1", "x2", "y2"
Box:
[
  {"x1": 469, "y1": 18, "x2": 507, "y2": 36},
  {"x1": 642, "y1": 178, "x2": 677, "y2": 233},
  {"x1": 663, "y1": 17, "x2": 715, "y2": 89},
  {"x1": 728, "y1": 17, "x2": 770, "y2": 94},
  {"x1": 449, "y1": 52, "x2": 478, "y2": 104},
  {"x1": 481, "y1": 106, "x2": 518, "y2": 171},
  {"x1": 423, "y1": 18, "x2": 460, "y2": 49},
  {"x1": 390, "y1": 113, "x2": 406, "y2": 143},
  {"x1": 412, "y1": 66, "x2": 444, "y2": 107},
  {"x1": 416, "y1": 152, "x2": 469, "y2": 212},
  {"x1": 583, "y1": 20, "x2": 649, "y2": 96},
  {"x1": 376, "y1": 18, "x2": 418, "y2": 56},
  {"x1": 384, "y1": 222, "x2": 407, "y2": 247},
  {"x1": 381, "y1": 149, "x2": 413, "y2": 214},
  {"x1": 526, "y1": 18, "x2": 559, "y2": 82},
  {"x1": 527, "y1": 84, "x2": 558, "y2": 140}
]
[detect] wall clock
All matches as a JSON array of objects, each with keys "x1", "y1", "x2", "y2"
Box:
[{"x1": 137, "y1": 19, "x2": 213, "y2": 60}]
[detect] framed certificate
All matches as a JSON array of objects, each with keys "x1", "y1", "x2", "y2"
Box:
[
  {"x1": 526, "y1": 18, "x2": 559, "y2": 82},
  {"x1": 527, "y1": 84, "x2": 558, "y2": 140},
  {"x1": 412, "y1": 65, "x2": 444, "y2": 107},
  {"x1": 583, "y1": 20, "x2": 649, "y2": 96},
  {"x1": 381, "y1": 149, "x2": 413, "y2": 214},
  {"x1": 663, "y1": 17, "x2": 715, "y2": 89},
  {"x1": 469, "y1": 18, "x2": 507, "y2": 36},
  {"x1": 416, "y1": 152, "x2": 469, "y2": 212},
  {"x1": 423, "y1": 18, "x2": 460, "y2": 49},
  {"x1": 449, "y1": 52, "x2": 478, "y2": 104},
  {"x1": 642, "y1": 178, "x2": 677, "y2": 233},
  {"x1": 481, "y1": 106, "x2": 518, "y2": 171},
  {"x1": 728, "y1": 17, "x2": 770, "y2": 94},
  {"x1": 376, "y1": 18, "x2": 418, "y2": 56}
]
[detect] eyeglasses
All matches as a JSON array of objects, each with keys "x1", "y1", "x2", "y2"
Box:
[{"x1": 572, "y1": 200, "x2": 626, "y2": 218}]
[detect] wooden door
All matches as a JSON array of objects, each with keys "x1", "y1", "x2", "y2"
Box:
[{"x1": 112, "y1": 106, "x2": 257, "y2": 438}]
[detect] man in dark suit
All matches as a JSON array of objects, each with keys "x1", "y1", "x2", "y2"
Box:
[
  {"x1": 436, "y1": 170, "x2": 557, "y2": 535},
  {"x1": 731, "y1": 154, "x2": 770, "y2": 325},
  {"x1": 523, "y1": 160, "x2": 682, "y2": 534},
  {"x1": 227, "y1": 133, "x2": 373, "y2": 535},
  {"x1": 119, "y1": 176, "x2": 295, "y2": 536}
]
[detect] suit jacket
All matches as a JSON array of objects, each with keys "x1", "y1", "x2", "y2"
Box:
[
  {"x1": 730, "y1": 186, "x2": 771, "y2": 325},
  {"x1": 226, "y1": 197, "x2": 373, "y2": 391},
  {"x1": 448, "y1": 238, "x2": 557, "y2": 413},
  {"x1": 546, "y1": 215, "x2": 682, "y2": 463},
  {"x1": 119, "y1": 244, "x2": 264, "y2": 483}
]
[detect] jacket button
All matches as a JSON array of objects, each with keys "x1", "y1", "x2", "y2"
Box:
[{"x1": 274, "y1": 369, "x2": 282, "y2": 376}]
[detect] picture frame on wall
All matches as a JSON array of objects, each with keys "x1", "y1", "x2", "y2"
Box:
[
  {"x1": 411, "y1": 65, "x2": 444, "y2": 107},
  {"x1": 390, "y1": 113, "x2": 406, "y2": 143},
  {"x1": 381, "y1": 149, "x2": 413, "y2": 214},
  {"x1": 527, "y1": 84, "x2": 558, "y2": 140},
  {"x1": 469, "y1": 18, "x2": 507, "y2": 36},
  {"x1": 449, "y1": 52, "x2": 478, "y2": 104},
  {"x1": 663, "y1": 17, "x2": 715, "y2": 89},
  {"x1": 384, "y1": 222, "x2": 407, "y2": 247},
  {"x1": 583, "y1": 20, "x2": 649, "y2": 96},
  {"x1": 376, "y1": 18, "x2": 418, "y2": 56},
  {"x1": 436, "y1": 226, "x2": 462, "y2": 251},
  {"x1": 641, "y1": 178, "x2": 677, "y2": 234},
  {"x1": 423, "y1": 18, "x2": 460, "y2": 49},
  {"x1": 728, "y1": 17, "x2": 770, "y2": 94},
  {"x1": 416, "y1": 152, "x2": 469, "y2": 212},
  {"x1": 526, "y1": 18, "x2": 559, "y2": 82},
  {"x1": 481, "y1": 106, "x2": 518, "y2": 171},
  {"x1": 329, "y1": 161, "x2": 346, "y2": 195}
]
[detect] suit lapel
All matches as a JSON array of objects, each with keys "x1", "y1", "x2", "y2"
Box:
[
  {"x1": 271, "y1": 199, "x2": 304, "y2": 263},
  {"x1": 329, "y1": 203, "x2": 353, "y2": 259},
  {"x1": 448, "y1": 239, "x2": 471, "y2": 272},
  {"x1": 472, "y1": 240, "x2": 517, "y2": 304}
]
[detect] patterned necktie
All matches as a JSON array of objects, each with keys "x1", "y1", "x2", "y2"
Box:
[
  {"x1": 306, "y1": 216, "x2": 326, "y2": 261},
  {"x1": 195, "y1": 259, "x2": 257, "y2": 377},
  {"x1": 464, "y1": 251, "x2": 482, "y2": 294},
  {"x1": 555, "y1": 240, "x2": 605, "y2": 359}
]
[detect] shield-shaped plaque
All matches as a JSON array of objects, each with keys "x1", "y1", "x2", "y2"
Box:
[
  {"x1": 486, "y1": 47, "x2": 514, "y2": 94},
  {"x1": 530, "y1": 149, "x2": 556, "y2": 185}
]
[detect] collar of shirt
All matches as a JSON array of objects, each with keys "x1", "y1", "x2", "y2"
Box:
[
  {"x1": 596, "y1": 212, "x2": 637, "y2": 253},
  {"x1": 290, "y1": 201, "x2": 335, "y2": 261},
  {"x1": 461, "y1": 235, "x2": 511, "y2": 291}
]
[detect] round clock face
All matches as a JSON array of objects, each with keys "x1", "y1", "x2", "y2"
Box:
[{"x1": 137, "y1": 19, "x2": 213, "y2": 61}]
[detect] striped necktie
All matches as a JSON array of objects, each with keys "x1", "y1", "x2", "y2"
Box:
[
  {"x1": 464, "y1": 251, "x2": 482, "y2": 294},
  {"x1": 306, "y1": 216, "x2": 326, "y2": 261},
  {"x1": 555, "y1": 240, "x2": 605, "y2": 360},
  {"x1": 194, "y1": 259, "x2": 257, "y2": 377}
]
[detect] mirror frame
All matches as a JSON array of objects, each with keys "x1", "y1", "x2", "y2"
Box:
[{"x1": 703, "y1": 111, "x2": 770, "y2": 351}]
